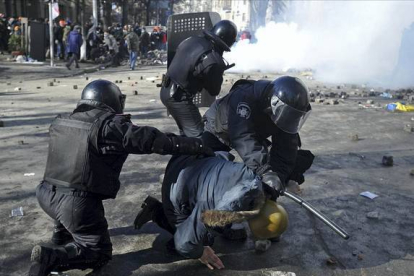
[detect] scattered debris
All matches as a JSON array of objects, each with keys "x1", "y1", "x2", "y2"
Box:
[
  {"x1": 382, "y1": 156, "x2": 394, "y2": 166},
  {"x1": 140, "y1": 76, "x2": 143, "y2": 80},
  {"x1": 366, "y1": 211, "x2": 379, "y2": 219},
  {"x1": 366, "y1": 100, "x2": 374, "y2": 104},
  {"x1": 386, "y1": 102, "x2": 414, "y2": 112},
  {"x1": 53, "y1": 78, "x2": 57, "y2": 82},
  {"x1": 0, "y1": 120, "x2": 4, "y2": 127},
  {"x1": 352, "y1": 250, "x2": 358, "y2": 256},
  {"x1": 410, "y1": 169, "x2": 414, "y2": 176},
  {"x1": 24, "y1": 173, "x2": 35, "y2": 176},
  {"x1": 86, "y1": 77, "x2": 89, "y2": 81},
  {"x1": 119, "y1": 80, "x2": 123, "y2": 83},
  {"x1": 255, "y1": 240, "x2": 271, "y2": 252},
  {"x1": 360, "y1": 191, "x2": 378, "y2": 199},
  {"x1": 349, "y1": 152, "x2": 365, "y2": 159},
  {"x1": 357, "y1": 254, "x2": 364, "y2": 261},
  {"x1": 47, "y1": 82, "x2": 54, "y2": 87},
  {"x1": 17, "y1": 140, "x2": 25, "y2": 145},
  {"x1": 149, "y1": 99, "x2": 157, "y2": 103},
  {"x1": 115, "y1": 80, "x2": 119, "y2": 83},
  {"x1": 10, "y1": 207, "x2": 24, "y2": 217},
  {"x1": 266, "y1": 272, "x2": 296, "y2": 276},
  {"x1": 404, "y1": 124, "x2": 414, "y2": 133},
  {"x1": 349, "y1": 134, "x2": 359, "y2": 142},
  {"x1": 135, "y1": 81, "x2": 138, "y2": 84},
  {"x1": 73, "y1": 85, "x2": 78, "y2": 89},
  {"x1": 326, "y1": 257, "x2": 338, "y2": 265},
  {"x1": 380, "y1": 92, "x2": 393, "y2": 98},
  {"x1": 128, "y1": 77, "x2": 131, "y2": 80},
  {"x1": 329, "y1": 99, "x2": 339, "y2": 105},
  {"x1": 315, "y1": 98, "x2": 324, "y2": 103},
  {"x1": 14, "y1": 87, "x2": 21, "y2": 91},
  {"x1": 36, "y1": 87, "x2": 41, "y2": 89},
  {"x1": 132, "y1": 90, "x2": 138, "y2": 95},
  {"x1": 146, "y1": 77, "x2": 159, "y2": 82}
]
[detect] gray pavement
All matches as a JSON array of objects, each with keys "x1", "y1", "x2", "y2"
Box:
[{"x1": 0, "y1": 65, "x2": 413, "y2": 276}]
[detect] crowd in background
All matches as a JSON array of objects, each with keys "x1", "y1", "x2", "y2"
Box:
[{"x1": 0, "y1": 13, "x2": 168, "y2": 70}]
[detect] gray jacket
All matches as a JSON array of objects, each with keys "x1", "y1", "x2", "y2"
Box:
[{"x1": 162, "y1": 154, "x2": 263, "y2": 259}]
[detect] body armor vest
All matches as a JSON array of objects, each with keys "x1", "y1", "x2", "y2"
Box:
[
  {"x1": 43, "y1": 108, "x2": 126, "y2": 199},
  {"x1": 167, "y1": 35, "x2": 214, "y2": 94}
]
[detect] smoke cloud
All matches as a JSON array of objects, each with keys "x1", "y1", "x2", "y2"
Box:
[{"x1": 225, "y1": 1, "x2": 414, "y2": 87}]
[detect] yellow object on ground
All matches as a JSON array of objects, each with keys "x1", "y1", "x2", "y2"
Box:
[
  {"x1": 248, "y1": 200, "x2": 288, "y2": 239},
  {"x1": 396, "y1": 102, "x2": 414, "y2": 112}
]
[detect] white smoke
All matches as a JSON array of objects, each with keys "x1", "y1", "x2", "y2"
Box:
[{"x1": 225, "y1": 1, "x2": 414, "y2": 87}]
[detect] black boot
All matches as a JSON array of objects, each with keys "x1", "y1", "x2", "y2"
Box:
[
  {"x1": 51, "y1": 221, "x2": 73, "y2": 245},
  {"x1": 134, "y1": 196, "x2": 162, "y2": 229},
  {"x1": 28, "y1": 245, "x2": 61, "y2": 276}
]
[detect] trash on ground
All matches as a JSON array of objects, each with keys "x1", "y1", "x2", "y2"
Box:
[
  {"x1": 349, "y1": 152, "x2": 365, "y2": 159},
  {"x1": 145, "y1": 77, "x2": 160, "y2": 81},
  {"x1": 11, "y1": 207, "x2": 24, "y2": 217},
  {"x1": 326, "y1": 257, "x2": 338, "y2": 265},
  {"x1": 366, "y1": 211, "x2": 379, "y2": 219},
  {"x1": 266, "y1": 272, "x2": 296, "y2": 276},
  {"x1": 24, "y1": 173, "x2": 35, "y2": 176},
  {"x1": 255, "y1": 240, "x2": 271, "y2": 252},
  {"x1": 380, "y1": 92, "x2": 393, "y2": 98},
  {"x1": 14, "y1": 87, "x2": 21, "y2": 91},
  {"x1": 149, "y1": 99, "x2": 157, "y2": 103},
  {"x1": 360, "y1": 191, "x2": 378, "y2": 199},
  {"x1": 357, "y1": 254, "x2": 364, "y2": 260},
  {"x1": 410, "y1": 169, "x2": 414, "y2": 176},
  {"x1": 404, "y1": 124, "x2": 414, "y2": 133},
  {"x1": 386, "y1": 102, "x2": 414, "y2": 112},
  {"x1": 382, "y1": 156, "x2": 394, "y2": 166}
]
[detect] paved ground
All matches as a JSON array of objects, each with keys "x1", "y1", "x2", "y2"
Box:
[{"x1": 0, "y1": 64, "x2": 413, "y2": 276}]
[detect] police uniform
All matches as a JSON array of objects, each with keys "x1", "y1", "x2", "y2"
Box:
[
  {"x1": 33, "y1": 102, "x2": 211, "y2": 273},
  {"x1": 203, "y1": 79, "x2": 313, "y2": 185},
  {"x1": 160, "y1": 34, "x2": 229, "y2": 138}
]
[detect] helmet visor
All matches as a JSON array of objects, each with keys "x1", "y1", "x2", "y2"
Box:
[{"x1": 271, "y1": 96, "x2": 311, "y2": 134}]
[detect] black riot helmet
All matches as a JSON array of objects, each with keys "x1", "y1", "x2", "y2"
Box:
[
  {"x1": 78, "y1": 79, "x2": 126, "y2": 113},
  {"x1": 267, "y1": 76, "x2": 311, "y2": 134},
  {"x1": 204, "y1": 20, "x2": 237, "y2": 52}
]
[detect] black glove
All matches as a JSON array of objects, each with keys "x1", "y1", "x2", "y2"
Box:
[
  {"x1": 170, "y1": 136, "x2": 214, "y2": 156},
  {"x1": 261, "y1": 172, "x2": 285, "y2": 200}
]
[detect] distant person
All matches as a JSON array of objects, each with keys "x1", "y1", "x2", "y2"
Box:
[
  {"x1": 0, "y1": 14, "x2": 9, "y2": 54},
  {"x1": 140, "y1": 27, "x2": 150, "y2": 57},
  {"x1": 55, "y1": 20, "x2": 65, "y2": 59},
  {"x1": 62, "y1": 20, "x2": 72, "y2": 61},
  {"x1": 104, "y1": 29, "x2": 120, "y2": 67},
  {"x1": 66, "y1": 25, "x2": 83, "y2": 70},
  {"x1": 125, "y1": 26, "x2": 140, "y2": 70},
  {"x1": 150, "y1": 26, "x2": 161, "y2": 50}
]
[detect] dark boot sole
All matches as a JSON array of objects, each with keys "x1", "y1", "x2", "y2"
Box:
[{"x1": 133, "y1": 196, "x2": 161, "y2": 230}]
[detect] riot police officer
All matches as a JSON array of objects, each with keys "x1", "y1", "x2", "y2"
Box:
[
  {"x1": 203, "y1": 76, "x2": 314, "y2": 198},
  {"x1": 29, "y1": 80, "x2": 213, "y2": 276},
  {"x1": 160, "y1": 20, "x2": 237, "y2": 138}
]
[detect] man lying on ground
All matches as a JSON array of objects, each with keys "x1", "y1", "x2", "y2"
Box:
[{"x1": 134, "y1": 152, "x2": 288, "y2": 269}]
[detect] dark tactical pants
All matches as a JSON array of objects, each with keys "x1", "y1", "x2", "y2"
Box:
[
  {"x1": 160, "y1": 85, "x2": 204, "y2": 138},
  {"x1": 36, "y1": 182, "x2": 112, "y2": 263}
]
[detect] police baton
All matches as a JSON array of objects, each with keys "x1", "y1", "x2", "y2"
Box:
[{"x1": 283, "y1": 191, "x2": 350, "y2": 240}]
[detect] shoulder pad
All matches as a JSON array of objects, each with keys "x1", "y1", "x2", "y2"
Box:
[{"x1": 231, "y1": 79, "x2": 255, "y2": 90}]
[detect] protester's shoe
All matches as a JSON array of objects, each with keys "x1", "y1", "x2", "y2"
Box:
[
  {"x1": 134, "y1": 196, "x2": 162, "y2": 229},
  {"x1": 28, "y1": 245, "x2": 59, "y2": 276},
  {"x1": 165, "y1": 238, "x2": 179, "y2": 255},
  {"x1": 51, "y1": 227, "x2": 73, "y2": 245},
  {"x1": 66, "y1": 64, "x2": 71, "y2": 70},
  {"x1": 222, "y1": 227, "x2": 247, "y2": 241}
]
